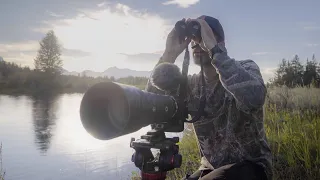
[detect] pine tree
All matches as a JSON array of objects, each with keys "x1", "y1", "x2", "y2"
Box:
[
  {"x1": 274, "y1": 58, "x2": 288, "y2": 86},
  {"x1": 304, "y1": 55, "x2": 318, "y2": 87},
  {"x1": 34, "y1": 30, "x2": 63, "y2": 74},
  {"x1": 313, "y1": 54, "x2": 320, "y2": 87},
  {"x1": 291, "y1": 55, "x2": 304, "y2": 86}
]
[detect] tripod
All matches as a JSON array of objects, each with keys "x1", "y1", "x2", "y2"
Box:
[{"x1": 130, "y1": 125, "x2": 182, "y2": 180}]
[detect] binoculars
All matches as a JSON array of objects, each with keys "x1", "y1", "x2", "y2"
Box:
[{"x1": 174, "y1": 19, "x2": 202, "y2": 43}]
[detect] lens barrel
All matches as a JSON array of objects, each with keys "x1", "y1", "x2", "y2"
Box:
[{"x1": 80, "y1": 82, "x2": 177, "y2": 140}]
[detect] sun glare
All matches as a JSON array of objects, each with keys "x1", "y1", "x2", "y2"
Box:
[{"x1": 52, "y1": 4, "x2": 171, "y2": 57}]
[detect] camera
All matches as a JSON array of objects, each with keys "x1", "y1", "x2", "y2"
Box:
[{"x1": 79, "y1": 20, "x2": 208, "y2": 180}]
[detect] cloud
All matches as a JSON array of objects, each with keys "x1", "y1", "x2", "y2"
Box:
[
  {"x1": 0, "y1": 41, "x2": 39, "y2": 53},
  {"x1": 97, "y1": 1, "x2": 110, "y2": 7},
  {"x1": 306, "y1": 43, "x2": 319, "y2": 47},
  {"x1": 162, "y1": 0, "x2": 200, "y2": 8},
  {"x1": 1, "y1": 51, "x2": 37, "y2": 67},
  {"x1": 0, "y1": 41, "x2": 39, "y2": 67},
  {"x1": 46, "y1": 10, "x2": 64, "y2": 18},
  {"x1": 62, "y1": 48, "x2": 92, "y2": 57},
  {"x1": 119, "y1": 53, "x2": 161, "y2": 62},
  {"x1": 296, "y1": 22, "x2": 320, "y2": 31},
  {"x1": 4, "y1": 2, "x2": 174, "y2": 72},
  {"x1": 303, "y1": 26, "x2": 320, "y2": 31},
  {"x1": 260, "y1": 67, "x2": 277, "y2": 81},
  {"x1": 252, "y1": 52, "x2": 275, "y2": 56},
  {"x1": 38, "y1": 3, "x2": 171, "y2": 56}
]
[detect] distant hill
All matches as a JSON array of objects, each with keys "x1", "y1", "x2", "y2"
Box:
[{"x1": 62, "y1": 66, "x2": 151, "y2": 79}]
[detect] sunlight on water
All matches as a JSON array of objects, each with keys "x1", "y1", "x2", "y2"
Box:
[{"x1": 0, "y1": 94, "x2": 154, "y2": 180}]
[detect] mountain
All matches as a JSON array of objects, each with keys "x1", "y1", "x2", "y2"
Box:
[{"x1": 62, "y1": 66, "x2": 151, "y2": 79}]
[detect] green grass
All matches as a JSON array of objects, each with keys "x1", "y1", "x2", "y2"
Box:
[
  {"x1": 265, "y1": 106, "x2": 320, "y2": 179},
  {"x1": 264, "y1": 86, "x2": 320, "y2": 179}
]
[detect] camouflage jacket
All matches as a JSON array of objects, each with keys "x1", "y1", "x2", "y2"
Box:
[{"x1": 145, "y1": 52, "x2": 273, "y2": 180}]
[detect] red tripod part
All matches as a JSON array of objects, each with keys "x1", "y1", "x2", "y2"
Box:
[{"x1": 141, "y1": 172, "x2": 167, "y2": 180}]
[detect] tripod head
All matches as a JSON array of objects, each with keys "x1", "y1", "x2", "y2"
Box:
[{"x1": 130, "y1": 125, "x2": 181, "y2": 180}]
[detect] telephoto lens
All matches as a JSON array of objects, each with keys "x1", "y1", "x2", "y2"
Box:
[{"x1": 79, "y1": 82, "x2": 178, "y2": 140}]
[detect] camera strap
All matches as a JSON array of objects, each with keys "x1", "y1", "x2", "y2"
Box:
[{"x1": 182, "y1": 46, "x2": 207, "y2": 123}]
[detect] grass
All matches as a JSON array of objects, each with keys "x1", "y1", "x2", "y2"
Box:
[
  {"x1": 265, "y1": 86, "x2": 320, "y2": 179},
  {"x1": 131, "y1": 86, "x2": 320, "y2": 180},
  {"x1": 165, "y1": 124, "x2": 201, "y2": 180},
  {"x1": 265, "y1": 106, "x2": 320, "y2": 179}
]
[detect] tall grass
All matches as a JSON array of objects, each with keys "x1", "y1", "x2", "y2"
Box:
[
  {"x1": 265, "y1": 86, "x2": 320, "y2": 179},
  {"x1": 265, "y1": 106, "x2": 320, "y2": 179},
  {"x1": 266, "y1": 85, "x2": 320, "y2": 111}
]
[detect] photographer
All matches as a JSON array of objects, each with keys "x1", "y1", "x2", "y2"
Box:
[{"x1": 146, "y1": 15, "x2": 272, "y2": 180}]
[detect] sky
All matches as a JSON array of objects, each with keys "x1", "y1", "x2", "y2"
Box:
[{"x1": 0, "y1": 0, "x2": 320, "y2": 81}]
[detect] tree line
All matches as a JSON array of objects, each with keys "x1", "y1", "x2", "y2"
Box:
[
  {"x1": 0, "y1": 30, "x2": 148, "y2": 95},
  {"x1": 1, "y1": 29, "x2": 319, "y2": 96},
  {"x1": 0, "y1": 60, "x2": 149, "y2": 95},
  {"x1": 269, "y1": 54, "x2": 320, "y2": 88}
]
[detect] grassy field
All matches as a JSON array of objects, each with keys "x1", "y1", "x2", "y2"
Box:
[
  {"x1": 264, "y1": 86, "x2": 320, "y2": 180},
  {"x1": 132, "y1": 86, "x2": 320, "y2": 180}
]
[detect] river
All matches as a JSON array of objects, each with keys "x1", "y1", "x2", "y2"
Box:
[{"x1": 0, "y1": 94, "x2": 182, "y2": 180}]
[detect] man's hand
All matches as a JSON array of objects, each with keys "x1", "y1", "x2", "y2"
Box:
[
  {"x1": 162, "y1": 19, "x2": 191, "y2": 63},
  {"x1": 188, "y1": 18, "x2": 227, "y2": 57}
]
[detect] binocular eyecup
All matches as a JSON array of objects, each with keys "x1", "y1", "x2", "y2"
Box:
[{"x1": 174, "y1": 20, "x2": 201, "y2": 43}]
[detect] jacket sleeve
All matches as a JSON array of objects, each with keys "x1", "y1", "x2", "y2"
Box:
[{"x1": 211, "y1": 52, "x2": 267, "y2": 112}]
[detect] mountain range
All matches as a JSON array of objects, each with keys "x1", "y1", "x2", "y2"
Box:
[{"x1": 62, "y1": 66, "x2": 151, "y2": 79}]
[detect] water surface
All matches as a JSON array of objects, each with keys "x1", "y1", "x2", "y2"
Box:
[{"x1": 0, "y1": 94, "x2": 163, "y2": 180}]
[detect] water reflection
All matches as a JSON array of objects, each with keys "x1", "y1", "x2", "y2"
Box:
[
  {"x1": 31, "y1": 95, "x2": 59, "y2": 154},
  {"x1": 0, "y1": 94, "x2": 183, "y2": 180}
]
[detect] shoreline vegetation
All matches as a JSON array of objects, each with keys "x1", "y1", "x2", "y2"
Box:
[{"x1": 0, "y1": 61, "x2": 148, "y2": 96}]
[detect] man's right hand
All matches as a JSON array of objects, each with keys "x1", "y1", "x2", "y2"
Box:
[{"x1": 161, "y1": 19, "x2": 191, "y2": 63}]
